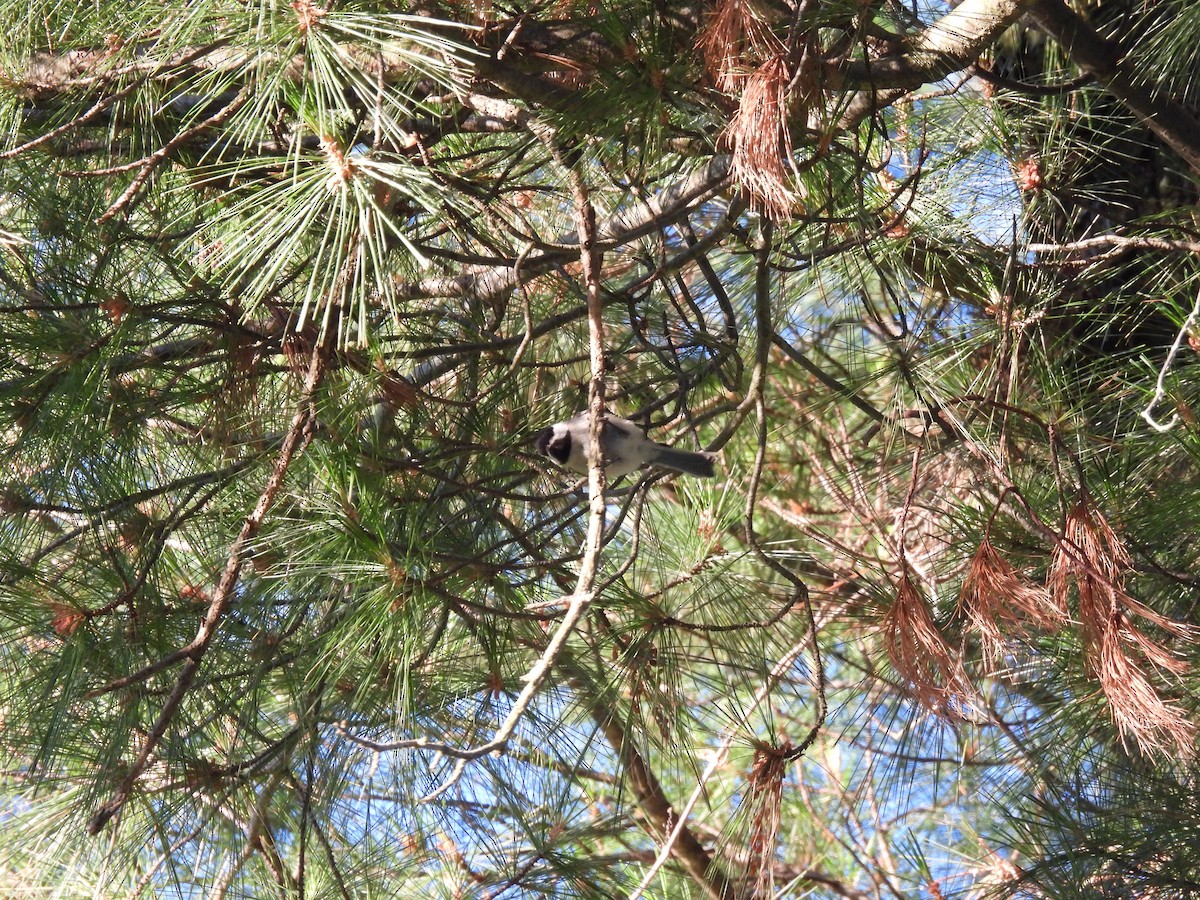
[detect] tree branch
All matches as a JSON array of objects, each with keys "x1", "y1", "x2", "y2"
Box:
[
  {"x1": 1028, "y1": 0, "x2": 1200, "y2": 177},
  {"x1": 370, "y1": 129, "x2": 617, "y2": 805},
  {"x1": 87, "y1": 340, "x2": 328, "y2": 835},
  {"x1": 398, "y1": 155, "x2": 733, "y2": 303},
  {"x1": 589, "y1": 695, "x2": 735, "y2": 900},
  {"x1": 835, "y1": 0, "x2": 1040, "y2": 91}
]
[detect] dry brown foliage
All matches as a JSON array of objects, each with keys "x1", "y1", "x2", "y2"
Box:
[
  {"x1": 47, "y1": 601, "x2": 85, "y2": 637},
  {"x1": 722, "y1": 55, "x2": 797, "y2": 220},
  {"x1": 743, "y1": 742, "x2": 792, "y2": 899},
  {"x1": 884, "y1": 564, "x2": 974, "y2": 714},
  {"x1": 1049, "y1": 497, "x2": 1194, "y2": 757},
  {"x1": 958, "y1": 538, "x2": 1066, "y2": 662},
  {"x1": 698, "y1": 0, "x2": 783, "y2": 92}
]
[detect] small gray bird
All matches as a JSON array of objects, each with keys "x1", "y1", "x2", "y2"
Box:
[{"x1": 534, "y1": 411, "x2": 716, "y2": 479}]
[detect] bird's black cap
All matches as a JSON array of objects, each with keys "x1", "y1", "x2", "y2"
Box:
[{"x1": 533, "y1": 426, "x2": 571, "y2": 464}]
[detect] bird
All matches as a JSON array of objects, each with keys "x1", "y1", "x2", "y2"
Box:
[{"x1": 533, "y1": 411, "x2": 716, "y2": 479}]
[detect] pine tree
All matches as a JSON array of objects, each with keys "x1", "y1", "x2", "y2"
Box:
[{"x1": 3, "y1": 0, "x2": 1200, "y2": 897}]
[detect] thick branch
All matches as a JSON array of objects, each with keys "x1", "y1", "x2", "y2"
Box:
[
  {"x1": 835, "y1": 0, "x2": 1038, "y2": 91},
  {"x1": 832, "y1": 0, "x2": 1037, "y2": 128},
  {"x1": 590, "y1": 702, "x2": 734, "y2": 900},
  {"x1": 1028, "y1": 0, "x2": 1200, "y2": 177}
]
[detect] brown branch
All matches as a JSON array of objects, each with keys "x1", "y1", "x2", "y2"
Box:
[
  {"x1": 590, "y1": 699, "x2": 735, "y2": 900},
  {"x1": 969, "y1": 62, "x2": 1094, "y2": 96},
  {"x1": 1028, "y1": 0, "x2": 1200, "y2": 177},
  {"x1": 87, "y1": 340, "x2": 328, "y2": 835},
  {"x1": 0, "y1": 78, "x2": 147, "y2": 159},
  {"x1": 98, "y1": 87, "x2": 250, "y2": 222},
  {"x1": 1028, "y1": 234, "x2": 1200, "y2": 256}
]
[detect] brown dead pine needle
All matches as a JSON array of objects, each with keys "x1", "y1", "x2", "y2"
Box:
[
  {"x1": 722, "y1": 55, "x2": 798, "y2": 221},
  {"x1": 743, "y1": 742, "x2": 792, "y2": 900},
  {"x1": 699, "y1": 0, "x2": 784, "y2": 92},
  {"x1": 1050, "y1": 497, "x2": 1195, "y2": 757},
  {"x1": 885, "y1": 565, "x2": 974, "y2": 715},
  {"x1": 958, "y1": 538, "x2": 1065, "y2": 663}
]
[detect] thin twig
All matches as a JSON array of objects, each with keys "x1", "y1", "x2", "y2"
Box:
[
  {"x1": 742, "y1": 224, "x2": 825, "y2": 761},
  {"x1": 98, "y1": 87, "x2": 250, "y2": 222},
  {"x1": 506, "y1": 241, "x2": 537, "y2": 371},
  {"x1": 0, "y1": 79, "x2": 145, "y2": 160},
  {"x1": 1142, "y1": 282, "x2": 1200, "y2": 432},
  {"x1": 87, "y1": 339, "x2": 328, "y2": 835},
  {"x1": 412, "y1": 135, "x2": 610, "y2": 803}
]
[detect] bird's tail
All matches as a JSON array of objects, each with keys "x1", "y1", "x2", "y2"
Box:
[{"x1": 652, "y1": 445, "x2": 717, "y2": 477}]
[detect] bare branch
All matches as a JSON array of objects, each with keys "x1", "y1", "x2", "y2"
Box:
[
  {"x1": 98, "y1": 87, "x2": 250, "y2": 222},
  {"x1": 369, "y1": 130, "x2": 617, "y2": 805}
]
